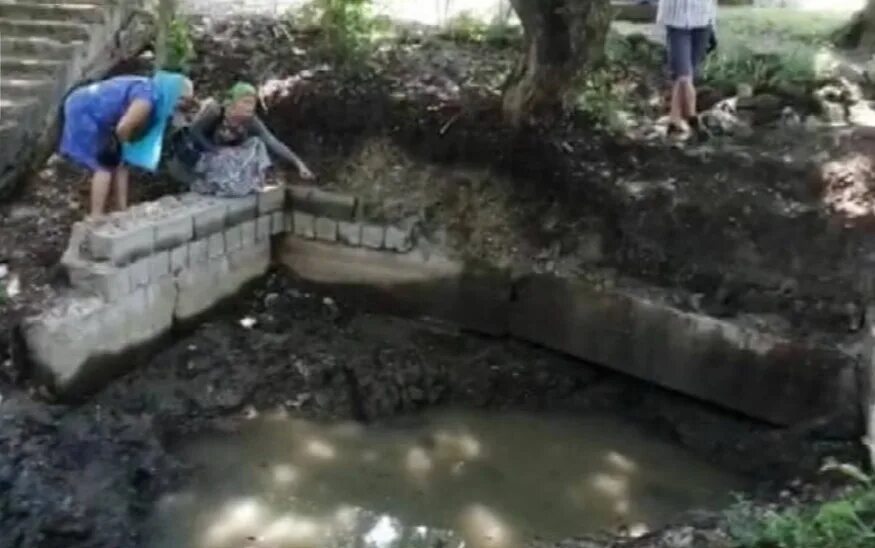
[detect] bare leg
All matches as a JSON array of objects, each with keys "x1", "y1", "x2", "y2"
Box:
[
  {"x1": 680, "y1": 76, "x2": 697, "y2": 120},
  {"x1": 90, "y1": 169, "x2": 113, "y2": 219},
  {"x1": 114, "y1": 165, "x2": 130, "y2": 212}
]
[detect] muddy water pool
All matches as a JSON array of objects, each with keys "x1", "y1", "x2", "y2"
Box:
[{"x1": 147, "y1": 409, "x2": 745, "y2": 548}]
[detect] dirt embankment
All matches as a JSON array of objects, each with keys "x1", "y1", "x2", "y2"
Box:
[{"x1": 187, "y1": 17, "x2": 875, "y2": 341}]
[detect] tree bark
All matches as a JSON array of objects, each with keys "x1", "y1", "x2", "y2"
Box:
[
  {"x1": 503, "y1": 0, "x2": 612, "y2": 126},
  {"x1": 836, "y1": 0, "x2": 875, "y2": 51},
  {"x1": 155, "y1": 0, "x2": 176, "y2": 69}
]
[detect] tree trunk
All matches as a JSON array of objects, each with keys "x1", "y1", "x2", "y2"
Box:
[
  {"x1": 503, "y1": 0, "x2": 612, "y2": 126},
  {"x1": 836, "y1": 0, "x2": 875, "y2": 51},
  {"x1": 155, "y1": 0, "x2": 176, "y2": 69}
]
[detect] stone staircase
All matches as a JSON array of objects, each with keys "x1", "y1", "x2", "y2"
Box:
[{"x1": 0, "y1": 0, "x2": 155, "y2": 195}]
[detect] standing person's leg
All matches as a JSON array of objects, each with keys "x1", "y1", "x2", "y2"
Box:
[
  {"x1": 113, "y1": 165, "x2": 130, "y2": 212},
  {"x1": 685, "y1": 26, "x2": 712, "y2": 123},
  {"x1": 90, "y1": 169, "x2": 113, "y2": 220},
  {"x1": 666, "y1": 26, "x2": 693, "y2": 133}
]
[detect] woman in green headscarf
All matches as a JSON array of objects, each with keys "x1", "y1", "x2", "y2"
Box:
[{"x1": 169, "y1": 81, "x2": 314, "y2": 197}]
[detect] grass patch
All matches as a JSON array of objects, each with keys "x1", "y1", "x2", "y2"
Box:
[
  {"x1": 726, "y1": 462, "x2": 875, "y2": 548},
  {"x1": 702, "y1": 7, "x2": 849, "y2": 93}
]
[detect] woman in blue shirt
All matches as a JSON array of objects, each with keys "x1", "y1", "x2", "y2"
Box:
[{"x1": 60, "y1": 73, "x2": 195, "y2": 220}]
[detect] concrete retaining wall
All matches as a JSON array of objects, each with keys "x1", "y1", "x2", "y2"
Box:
[
  {"x1": 23, "y1": 183, "x2": 862, "y2": 432},
  {"x1": 275, "y1": 187, "x2": 861, "y2": 432},
  {"x1": 23, "y1": 188, "x2": 284, "y2": 395}
]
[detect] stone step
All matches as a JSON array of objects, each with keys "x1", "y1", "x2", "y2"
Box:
[
  {"x1": 0, "y1": 96, "x2": 42, "y2": 128},
  {"x1": 0, "y1": 18, "x2": 92, "y2": 42},
  {"x1": 0, "y1": 121, "x2": 16, "y2": 142},
  {"x1": 2, "y1": 55, "x2": 67, "y2": 77},
  {"x1": 0, "y1": 2, "x2": 106, "y2": 24},
  {"x1": 0, "y1": 76, "x2": 55, "y2": 99},
  {"x1": 0, "y1": 36, "x2": 84, "y2": 59}
]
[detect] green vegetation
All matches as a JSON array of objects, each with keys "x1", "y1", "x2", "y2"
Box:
[
  {"x1": 727, "y1": 463, "x2": 875, "y2": 548},
  {"x1": 702, "y1": 8, "x2": 848, "y2": 93},
  {"x1": 440, "y1": 11, "x2": 520, "y2": 47},
  {"x1": 165, "y1": 17, "x2": 195, "y2": 73},
  {"x1": 288, "y1": 0, "x2": 379, "y2": 63}
]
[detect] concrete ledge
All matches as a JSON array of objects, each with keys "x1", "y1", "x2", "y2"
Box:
[
  {"x1": 26, "y1": 192, "x2": 273, "y2": 395},
  {"x1": 278, "y1": 236, "x2": 510, "y2": 336},
  {"x1": 288, "y1": 185, "x2": 358, "y2": 220},
  {"x1": 510, "y1": 275, "x2": 860, "y2": 430},
  {"x1": 23, "y1": 281, "x2": 177, "y2": 395}
]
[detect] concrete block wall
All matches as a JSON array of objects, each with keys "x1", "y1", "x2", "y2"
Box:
[
  {"x1": 22, "y1": 182, "x2": 862, "y2": 434},
  {"x1": 24, "y1": 188, "x2": 284, "y2": 394},
  {"x1": 276, "y1": 187, "x2": 862, "y2": 433}
]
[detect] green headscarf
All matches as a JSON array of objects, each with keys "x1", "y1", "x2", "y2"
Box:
[{"x1": 225, "y1": 82, "x2": 257, "y2": 105}]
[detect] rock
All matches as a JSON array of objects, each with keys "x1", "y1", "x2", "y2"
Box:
[{"x1": 848, "y1": 101, "x2": 875, "y2": 127}]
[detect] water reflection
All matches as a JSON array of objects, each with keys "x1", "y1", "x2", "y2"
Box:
[{"x1": 147, "y1": 410, "x2": 744, "y2": 547}]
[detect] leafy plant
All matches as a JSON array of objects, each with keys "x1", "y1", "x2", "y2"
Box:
[
  {"x1": 289, "y1": 0, "x2": 376, "y2": 64},
  {"x1": 166, "y1": 17, "x2": 195, "y2": 72},
  {"x1": 726, "y1": 463, "x2": 875, "y2": 548},
  {"x1": 440, "y1": 11, "x2": 519, "y2": 47}
]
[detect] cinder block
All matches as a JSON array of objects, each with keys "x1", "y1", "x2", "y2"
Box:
[
  {"x1": 315, "y1": 217, "x2": 338, "y2": 242},
  {"x1": 149, "y1": 251, "x2": 171, "y2": 280},
  {"x1": 129, "y1": 257, "x2": 151, "y2": 288},
  {"x1": 385, "y1": 225, "x2": 414, "y2": 253},
  {"x1": 189, "y1": 239, "x2": 208, "y2": 266},
  {"x1": 287, "y1": 185, "x2": 357, "y2": 220},
  {"x1": 175, "y1": 240, "x2": 271, "y2": 322},
  {"x1": 88, "y1": 223, "x2": 154, "y2": 265},
  {"x1": 256, "y1": 215, "x2": 272, "y2": 241},
  {"x1": 208, "y1": 232, "x2": 225, "y2": 259},
  {"x1": 193, "y1": 200, "x2": 228, "y2": 238},
  {"x1": 170, "y1": 246, "x2": 188, "y2": 274},
  {"x1": 153, "y1": 212, "x2": 194, "y2": 252},
  {"x1": 240, "y1": 219, "x2": 257, "y2": 247},
  {"x1": 293, "y1": 211, "x2": 315, "y2": 239},
  {"x1": 338, "y1": 221, "x2": 362, "y2": 247},
  {"x1": 361, "y1": 224, "x2": 385, "y2": 250},
  {"x1": 271, "y1": 211, "x2": 285, "y2": 235},
  {"x1": 223, "y1": 195, "x2": 258, "y2": 225},
  {"x1": 225, "y1": 225, "x2": 243, "y2": 252},
  {"x1": 67, "y1": 261, "x2": 131, "y2": 302},
  {"x1": 257, "y1": 185, "x2": 286, "y2": 215}
]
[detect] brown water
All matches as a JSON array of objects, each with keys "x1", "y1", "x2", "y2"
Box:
[{"x1": 147, "y1": 409, "x2": 744, "y2": 548}]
